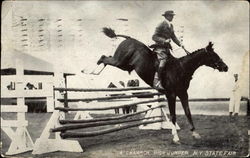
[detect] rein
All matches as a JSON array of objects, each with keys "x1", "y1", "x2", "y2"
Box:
[{"x1": 204, "y1": 47, "x2": 207, "y2": 53}]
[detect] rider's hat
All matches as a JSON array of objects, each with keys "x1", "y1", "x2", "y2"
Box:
[{"x1": 162, "y1": 10, "x2": 175, "y2": 16}]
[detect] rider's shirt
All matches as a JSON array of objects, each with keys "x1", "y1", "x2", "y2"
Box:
[{"x1": 152, "y1": 19, "x2": 181, "y2": 47}]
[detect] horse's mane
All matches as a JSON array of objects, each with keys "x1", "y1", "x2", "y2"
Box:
[
  {"x1": 179, "y1": 48, "x2": 205, "y2": 60},
  {"x1": 192, "y1": 48, "x2": 204, "y2": 54}
]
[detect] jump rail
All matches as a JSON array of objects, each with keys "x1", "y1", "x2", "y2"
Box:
[
  {"x1": 57, "y1": 92, "x2": 162, "y2": 102},
  {"x1": 55, "y1": 98, "x2": 165, "y2": 111},
  {"x1": 60, "y1": 118, "x2": 164, "y2": 139},
  {"x1": 54, "y1": 87, "x2": 153, "y2": 92},
  {"x1": 32, "y1": 85, "x2": 172, "y2": 155},
  {"x1": 60, "y1": 96, "x2": 250, "y2": 103},
  {"x1": 59, "y1": 104, "x2": 165, "y2": 124},
  {"x1": 52, "y1": 116, "x2": 163, "y2": 132}
]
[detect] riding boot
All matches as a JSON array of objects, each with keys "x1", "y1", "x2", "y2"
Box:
[
  {"x1": 158, "y1": 66, "x2": 165, "y2": 88},
  {"x1": 153, "y1": 69, "x2": 164, "y2": 90}
]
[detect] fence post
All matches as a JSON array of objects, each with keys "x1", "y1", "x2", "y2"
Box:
[
  {"x1": 1, "y1": 59, "x2": 34, "y2": 155},
  {"x1": 32, "y1": 71, "x2": 83, "y2": 154}
]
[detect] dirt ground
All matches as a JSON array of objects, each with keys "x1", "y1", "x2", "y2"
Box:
[{"x1": 1, "y1": 113, "x2": 249, "y2": 158}]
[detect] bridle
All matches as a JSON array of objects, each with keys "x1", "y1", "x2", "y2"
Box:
[
  {"x1": 204, "y1": 48, "x2": 223, "y2": 69},
  {"x1": 210, "y1": 59, "x2": 223, "y2": 69},
  {"x1": 204, "y1": 47, "x2": 207, "y2": 53}
]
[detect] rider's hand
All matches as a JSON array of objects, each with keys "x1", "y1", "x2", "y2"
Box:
[
  {"x1": 181, "y1": 45, "x2": 191, "y2": 55},
  {"x1": 163, "y1": 39, "x2": 171, "y2": 45},
  {"x1": 165, "y1": 39, "x2": 171, "y2": 43}
]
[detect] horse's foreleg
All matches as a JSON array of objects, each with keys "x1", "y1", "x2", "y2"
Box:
[
  {"x1": 166, "y1": 94, "x2": 180, "y2": 144},
  {"x1": 179, "y1": 92, "x2": 201, "y2": 139}
]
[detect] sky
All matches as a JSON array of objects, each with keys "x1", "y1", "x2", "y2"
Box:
[{"x1": 1, "y1": 0, "x2": 249, "y2": 98}]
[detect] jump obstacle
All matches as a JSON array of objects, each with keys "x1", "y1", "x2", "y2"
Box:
[
  {"x1": 32, "y1": 82, "x2": 179, "y2": 155},
  {"x1": 1, "y1": 69, "x2": 179, "y2": 155},
  {"x1": 3, "y1": 72, "x2": 247, "y2": 155},
  {"x1": 1, "y1": 104, "x2": 34, "y2": 155},
  {"x1": 1, "y1": 60, "x2": 55, "y2": 155},
  {"x1": 4, "y1": 70, "x2": 247, "y2": 155}
]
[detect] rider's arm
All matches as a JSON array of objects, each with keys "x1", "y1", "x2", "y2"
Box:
[
  {"x1": 171, "y1": 25, "x2": 190, "y2": 55},
  {"x1": 171, "y1": 30, "x2": 182, "y2": 47}
]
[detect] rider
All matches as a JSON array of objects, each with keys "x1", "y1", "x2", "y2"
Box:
[{"x1": 151, "y1": 10, "x2": 189, "y2": 90}]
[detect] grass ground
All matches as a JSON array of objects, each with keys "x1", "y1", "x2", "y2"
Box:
[{"x1": 1, "y1": 112, "x2": 249, "y2": 158}]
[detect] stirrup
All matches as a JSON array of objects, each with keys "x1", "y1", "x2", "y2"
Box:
[{"x1": 154, "y1": 81, "x2": 164, "y2": 90}]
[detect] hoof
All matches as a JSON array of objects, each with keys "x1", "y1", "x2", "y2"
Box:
[
  {"x1": 97, "y1": 55, "x2": 105, "y2": 65},
  {"x1": 173, "y1": 135, "x2": 180, "y2": 145},
  {"x1": 192, "y1": 131, "x2": 201, "y2": 139},
  {"x1": 97, "y1": 60, "x2": 102, "y2": 65},
  {"x1": 173, "y1": 140, "x2": 181, "y2": 145}
]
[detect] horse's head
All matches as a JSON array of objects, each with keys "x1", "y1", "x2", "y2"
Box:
[{"x1": 204, "y1": 42, "x2": 228, "y2": 72}]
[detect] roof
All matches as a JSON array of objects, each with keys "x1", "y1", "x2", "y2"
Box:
[{"x1": 1, "y1": 49, "x2": 75, "y2": 76}]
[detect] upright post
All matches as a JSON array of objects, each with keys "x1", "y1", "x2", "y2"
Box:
[
  {"x1": 1, "y1": 59, "x2": 34, "y2": 155},
  {"x1": 32, "y1": 72, "x2": 83, "y2": 154}
]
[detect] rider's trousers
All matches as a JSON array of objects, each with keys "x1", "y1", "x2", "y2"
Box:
[
  {"x1": 153, "y1": 47, "x2": 171, "y2": 87},
  {"x1": 154, "y1": 47, "x2": 171, "y2": 72}
]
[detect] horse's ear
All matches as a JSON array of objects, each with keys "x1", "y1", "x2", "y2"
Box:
[
  {"x1": 208, "y1": 42, "x2": 213, "y2": 47},
  {"x1": 206, "y1": 42, "x2": 214, "y2": 51}
]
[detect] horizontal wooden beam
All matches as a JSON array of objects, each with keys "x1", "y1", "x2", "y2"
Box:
[
  {"x1": 186, "y1": 98, "x2": 230, "y2": 102},
  {"x1": 1, "y1": 105, "x2": 27, "y2": 113},
  {"x1": 1, "y1": 120, "x2": 28, "y2": 127},
  {"x1": 59, "y1": 104, "x2": 165, "y2": 124},
  {"x1": 185, "y1": 98, "x2": 248, "y2": 102},
  {"x1": 55, "y1": 98, "x2": 165, "y2": 111},
  {"x1": 60, "y1": 119, "x2": 164, "y2": 139},
  {"x1": 58, "y1": 92, "x2": 162, "y2": 102},
  {"x1": 54, "y1": 87, "x2": 153, "y2": 92},
  {"x1": 52, "y1": 116, "x2": 162, "y2": 132}
]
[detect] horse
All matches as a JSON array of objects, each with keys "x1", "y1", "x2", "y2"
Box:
[{"x1": 95, "y1": 27, "x2": 228, "y2": 144}]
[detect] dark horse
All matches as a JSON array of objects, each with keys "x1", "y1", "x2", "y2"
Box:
[{"x1": 96, "y1": 27, "x2": 228, "y2": 144}]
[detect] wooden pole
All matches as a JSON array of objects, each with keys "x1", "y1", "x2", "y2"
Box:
[
  {"x1": 57, "y1": 92, "x2": 162, "y2": 102},
  {"x1": 60, "y1": 119, "x2": 164, "y2": 139},
  {"x1": 59, "y1": 104, "x2": 165, "y2": 124},
  {"x1": 54, "y1": 87, "x2": 153, "y2": 92},
  {"x1": 52, "y1": 116, "x2": 162, "y2": 132},
  {"x1": 55, "y1": 98, "x2": 165, "y2": 111}
]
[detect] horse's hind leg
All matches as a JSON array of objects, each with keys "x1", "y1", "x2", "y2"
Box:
[
  {"x1": 97, "y1": 55, "x2": 106, "y2": 65},
  {"x1": 97, "y1": 55, "x2": 121, "y2": 67}
]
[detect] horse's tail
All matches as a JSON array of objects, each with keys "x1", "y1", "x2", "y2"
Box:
[{"x1": 102, "y1": 27, "x2": 130, "y2": 39}]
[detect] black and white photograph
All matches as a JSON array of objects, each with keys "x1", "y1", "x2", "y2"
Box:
[{"x1": 1, "y1": 0, "x2": 249, "y2": 157}]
